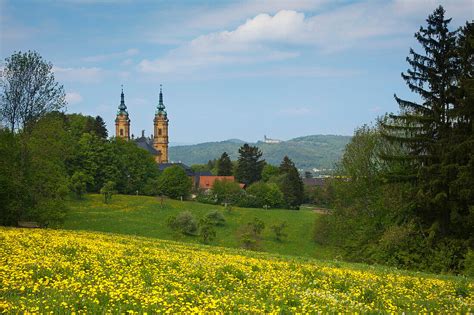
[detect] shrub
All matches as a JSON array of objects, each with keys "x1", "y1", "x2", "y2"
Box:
[
  {"x1": 236, "y1": 194, "x2": 260, "y2": 208},
  {"x1": 195, "y1": 192, "x2": 217, "y2": 205},
  {"x1": 70, "y1": 171, "x2": 92, "y2": 199},
  {"x1": 237, "y1": 218, "x2": 266, "y2": 251},
  {"x1": 271, "y1": 221, "x2": 288, "y2": 242},
  {"x1": 199, "y1": 221, "x2": 217, "y2": 244},
  {"x1": 100, "y1": 181, "x2": 116, "y2": 204},
  {"x1": 237, "y1": 226, "x2": 259, "y2": 250},
  {"x1": 167, "y1": 211, "x2": 198, "y2": 236},
  {"x1": 142, "y1": 178, "x2": 160, "y2": 196},
  {"x1": 205, "y1": 210, "x2": 226, "y2": 226},
  {"x1": 247, "y1": 182, "x2": 285, "y2": 208},
  {"x1": 212, "y1": 179, "x2": 242, "y2": 204},
  {"x1": 248, "y1": 217, "x2": 265, "y2": 236},
  {"x1": 463, "y1": 249, "x2": 474, "y2": 277}
]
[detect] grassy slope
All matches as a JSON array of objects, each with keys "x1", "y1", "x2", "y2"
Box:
[{"x1": 63, "y1": 194, "x2": 339, "y2": 260}]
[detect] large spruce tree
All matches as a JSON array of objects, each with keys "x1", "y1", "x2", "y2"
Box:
[
  {"x1": 279, "y1": 156, "x2": 304, "y2": 209},
  {"x1": 217, "y1": 152, "x2": 233, "y2": 176},
  {"x1": 235, "y1": 144, "x2": 265, "y2": 185},
  {"x1": 381, "y1": 6, "x2": 472, "y2": 240}
]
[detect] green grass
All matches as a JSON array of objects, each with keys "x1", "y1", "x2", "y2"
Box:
[{"x1": 63, "y1": 194, "x2": 339, "y2": 260}]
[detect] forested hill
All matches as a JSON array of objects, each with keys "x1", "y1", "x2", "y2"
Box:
[{"x1": 169, "y1": 135, "x2": 351, "y2": 169}]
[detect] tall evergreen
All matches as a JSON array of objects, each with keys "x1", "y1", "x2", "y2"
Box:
[
  {"x1": 94, "y1": 116, "x2": 108, "y2": 139},
  {"x1": 381, "y1": 6, "x2": 468, "y2": 238},
  {"x1": 217, "y1": 152, "x2": 233, "y2": 176},
  {"x1": 279, "y1": 156, "x2": 304, "y2": 209},
  {"x1": 235, "y1": 144, "x2": 265, "y2": 185},
  {"x1": 445, "y1": 22, "x2": 474, "y2": 240}
]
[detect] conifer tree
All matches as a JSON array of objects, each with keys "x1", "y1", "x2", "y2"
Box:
[
  {"x1": 235, "y1": 144, "x2": 265, "y2": 185},
  {"x1": 381, "y1": 6, "x2": 468, "y2": 238},
  {"x1": 217, "y1": 152, "x2": 233, "y2": 176},
  {"x1": 94, "y1": 116, "x2": 108, "y2": 139},
  {"x1": 279, "y1": 156, "x2": 304, "y2": 209}
]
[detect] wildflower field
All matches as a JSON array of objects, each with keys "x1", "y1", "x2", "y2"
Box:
[{"x1": 1, "y1": 228, "x2": 472, "y2": 313}]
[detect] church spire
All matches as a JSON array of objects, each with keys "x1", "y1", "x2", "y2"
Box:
[
  {"x1": 156, "y1": 84, "x2": 166, "y2": 115},
  {"x1": 118, "y1": 85, "x2": 128, "y2": 115}
]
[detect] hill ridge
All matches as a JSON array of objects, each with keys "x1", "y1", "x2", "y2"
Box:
[{"x1": 169, "y1": 134, "x2": 351, "y2": 169}]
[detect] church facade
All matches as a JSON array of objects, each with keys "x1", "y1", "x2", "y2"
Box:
[{"x1": 115, "y1": 86, "x2": 169, "y2": 163}]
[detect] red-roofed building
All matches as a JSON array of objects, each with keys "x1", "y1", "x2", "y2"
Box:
[{"x1": 194, "y1": 176, "x2": 236, "y2": 191}]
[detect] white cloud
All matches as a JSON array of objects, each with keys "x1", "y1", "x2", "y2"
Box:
[
  {"x1": 53, "y1": 66, "x2": 105, "y2": 83},
  {"x1": 185, "y1": 0, "x2": 327, "y2": 31},
  {"x1": 139, "y1": 0, "x2": 473, "y2": 74},
  {"x1": 83, "y1": 48, "x2": 139, "y2": 62},
  {"x1": 65, "y1": 92, "x2": 83, "y2": 105},
  {"x1": 139, "y1": 10, "x2": 306, "y2": 74}
]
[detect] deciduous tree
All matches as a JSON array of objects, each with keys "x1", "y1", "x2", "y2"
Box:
[{"x1": 0, "y1": 51, "x2": 66, "y2": 131}]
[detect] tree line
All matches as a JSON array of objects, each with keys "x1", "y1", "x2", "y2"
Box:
[
  {"x1": 315, "y1": 7, "x2": 473, "y2": 275},
  {"x1": 159, "y1": 144, "x2": 305, "y2": 209}
]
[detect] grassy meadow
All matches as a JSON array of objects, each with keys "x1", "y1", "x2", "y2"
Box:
[
  {"x1": 1, "y1": 227, "x2": 472, "y2": 313},
  {"x1": 63, "y1": 194, "x2": 338, "y2": 260}
]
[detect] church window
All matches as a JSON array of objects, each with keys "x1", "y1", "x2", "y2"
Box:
[
  {"x1": 120, "y1": 129, "x2": 124, "y2": 136},
  {"x1": 158, "y1": 128, "x2": 162, "y2": 136}
]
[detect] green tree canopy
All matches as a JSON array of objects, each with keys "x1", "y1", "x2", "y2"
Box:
[
  {"x1": 217, "y1": 152, "x2": 233, "y2": 176},
  {"x1": 261, "y1": 164, "x2": 280, "y2": 182},
  {"x1": 279, "y1": 156, "x2": 304, "y2": 209},
  {"x1": 247, "y1": 182, "x2": 284, "y2": 208},
  {"x1": 235, "y1": 144, "x2": 265, "y2": 186},
  {"x1": 211, "y1": 179, "x2": 242, "y2": 204},
  {"x1": 158, "y1": 165, "x2": 192, "y2": 199},
  {"x1": 0, "y1": 51, "x2": 66, "y2": 132}
]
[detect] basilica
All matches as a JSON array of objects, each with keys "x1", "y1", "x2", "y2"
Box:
[{"x1": 114, "y1": 86, "x2": 169, "y2": 164}]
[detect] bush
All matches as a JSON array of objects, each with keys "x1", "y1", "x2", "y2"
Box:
[
  {"x1": 247, "y1": 182, "x2": 285, "y2": 208},
  {"x1": 463, "y1": 249, "x2": 474, "y2": 277},
  {"x1": 100, "y1": 181, "x2": 116, "y2": 204},
  {"x1": 142, "y1": 178, "x2": 160, "y2": 196},
  {"x1": 271, "y1": 221, "x2": 288, "y2": 242},
  {"x1": 237, "y1": 218, "x2": 266, "y2": 251},
  {"x1": 236, "y1": 194, "x2": 260, "y2": 208},
  {"x1": 204, "y1": 210, "x2": 226, "y2": 226},
  {"x1": 248, "y1": 217, "x2": 265, "y2": 236},
  {"x1": 167, "y1": 211, "x2": 198, "y2": 236},
  {"x1": 212, "y1": 179, "x2": 242, "y2": 204},
  {"x1": 70, "y1": 171, "x2": 92, "y2": 199},
  {"x1": 195, "y1": 191, "x2": 218, "y2": 205},
  {"x1": 199, "y1": 221, "x2": 217, "y2": 244},
  {"x1": 24, "y1": 199, "x2": 68, "y2": 228}
]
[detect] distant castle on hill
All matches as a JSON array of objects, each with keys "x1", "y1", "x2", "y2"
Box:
[{"x1": 263, "y1": 135, "x2": 282, "y2": 144}]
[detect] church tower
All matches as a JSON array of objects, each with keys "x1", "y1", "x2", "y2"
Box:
[
  {"x1": 153, "y1": 85, "x2": 169, "y2": 163},
  {"x1": 115, "y1": 87, "x2": 130, "y2": 140}
]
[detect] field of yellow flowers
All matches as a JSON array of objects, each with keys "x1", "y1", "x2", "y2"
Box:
[{"x1": 0, "y1": 227, "x2": 472, "y2": 313}]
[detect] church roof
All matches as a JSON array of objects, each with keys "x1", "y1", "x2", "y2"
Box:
[{"x1": 134, "y1": 136, "x2": 159, "y2": 155}]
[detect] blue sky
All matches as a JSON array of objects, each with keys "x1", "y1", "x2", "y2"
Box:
[{"x1": 1, "y1": 0, "x2": 472, "y2": 144}]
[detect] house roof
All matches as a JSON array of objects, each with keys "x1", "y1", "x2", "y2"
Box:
[{"x1": 197, "y1": 176, "x2": 235, "y2": 190}]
